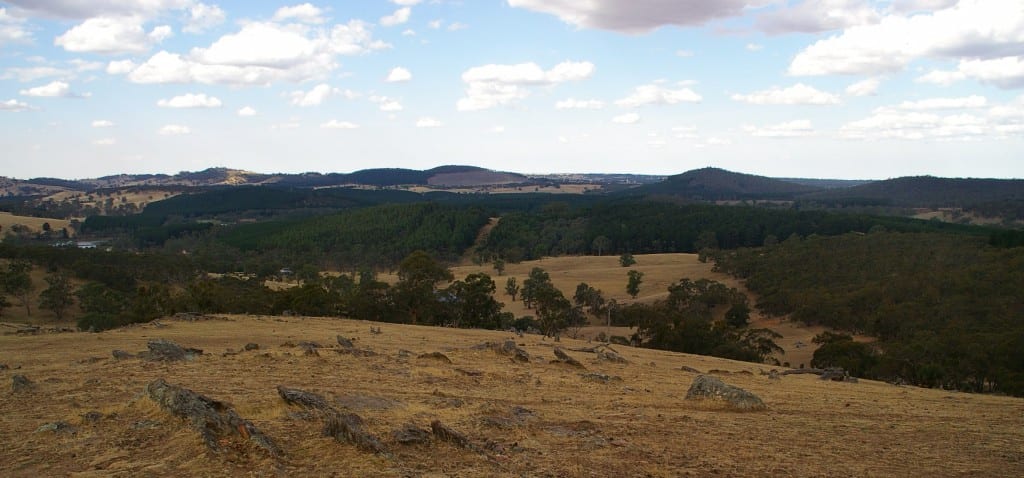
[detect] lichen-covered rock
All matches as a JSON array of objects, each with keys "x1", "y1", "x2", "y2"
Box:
[
  {"x1": 552, "y1": 347, "x2": 584, "y2": 368},
  {"x1": 11, "y1": 374, "x2": 33, "y2": 393},
  {"x1": 685, "y1": 375, "x2": 766, "y2": 411},
  {"x1": 144, "y1": 339, "x2": 202, "y2": 362}
]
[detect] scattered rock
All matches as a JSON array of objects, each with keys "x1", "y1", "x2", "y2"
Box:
[
  {"x1": 820, "y1": 368, "x2": 850, "y2": 381},
  {"x1": 707, "y1": 369, "x2": 731, "y2": 375},
  {"x1": 680, "y1": 366, "x2": 703, "y2": 374},
  {"x1": 336, "y1": 336, "x2": 355, "y2": 349},
  {"x1": 145, "y1": 378, "x2": 280, "y2": 456},
  {"x1": 596, "y1": 349, "x2": 628, "y2": 364},
  {"x1": 417, "y1": 352, "x2": 452, "y2": 363},
  {"x1": 11, "y1": 374, "x2": 32, "y2": 393},
  {"x1": 397, "y1": 349, "x2": 413, "y2": 359},
  {"x1": 767, "y1": 370, "x2": 781, "y2": 380},
  {"x1": 431, "y1": 420, "x2": 473, "y2": 450},
  {"x1": 392, "y1": 423, "x2": 431, "y2": 445},
  {"x1": 277, "y1": 385, "x2": 386, "y2": 454},
  {"x1": 581, "y1": 372, "x2": 623, "y2": 383},
  {"x1": 684, "y1": 375, "x2": 766, "y2": 411},
  {"x1": 552, "y1": 347, "x2": 584, "y2": 368},
  {"x1": 369, "y1": 326, "x2": 382, "y2": 335},
  {"x1": 82, "y1": 411, "x2": 104, "y2": 423},
  {"x1": 111, "y1": 350, "x2": 134, "y2": 360},
  {"x1": 0, "y1": 364, "x2": 7, "y2": 371},
  {"x1": 243, "y1": 343, "x2": 260, "y2": 351},
  {"x1": 143, "y1": 339, "x2": 202, "y2": 362},
  {"x1": 455, "y1": 368, "x2": 484, "y2": 377},
  {"x1": 35, "y1": 421, "x2": 75, "y2": 434},
  {"x1": 473, "y1": 340, "x2": 530, "y2": 363}
]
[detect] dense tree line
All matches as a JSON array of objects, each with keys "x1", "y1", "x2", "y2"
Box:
[
  {"x1": 482, "y1": 200, "x2": 983, "y2": 262},
  {"x1": 710, "y1": 232, "x2": 1024, "y2": 395}
]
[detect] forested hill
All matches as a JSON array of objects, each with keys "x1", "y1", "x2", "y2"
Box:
[
  {"x1": 624, "y1": 167, "x2": 822, "y2": 201},
  {"x1": 799, "y1": 176, "x2": 1024, "y2": 208}
]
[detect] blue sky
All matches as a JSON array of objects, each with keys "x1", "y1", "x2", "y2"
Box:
[{"x1": 1, "y1": 0, "x2": 1022, "y2": 179}]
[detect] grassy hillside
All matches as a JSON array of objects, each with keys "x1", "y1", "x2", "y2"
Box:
[{"x1": 1, "y1": 315, "x2": 1020, "y2": 476}]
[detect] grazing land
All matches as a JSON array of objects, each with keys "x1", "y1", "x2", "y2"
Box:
[{"x1": 1, "y1": 315, "x2": 1021, "y2": 477}]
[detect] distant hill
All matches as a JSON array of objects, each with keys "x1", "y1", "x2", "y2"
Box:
[
  {"x1": 627, "y1": 167, "x2": 822, "y2": 201},
  {"x1": 801, "y1": 176, "x2": 1024, "y2": 208}
]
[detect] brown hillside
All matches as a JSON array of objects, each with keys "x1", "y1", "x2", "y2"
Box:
[{"x1": 1, "y1": 315, "x2": 1021, "y2": 477}]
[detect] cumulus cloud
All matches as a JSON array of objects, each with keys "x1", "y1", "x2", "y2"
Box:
[
  {"x1": 273, "y1": 3, "x2": 325, "y2": 24},
  {"x1": 289, "y1": 83, "x2": 338, "y2": 106},
  {"x1": 840, "y1": 111, "x2": 988, "y2": 140},
  {"x1": 237, "y1": 106, "x2": 256, "y2": 117},
  {"x1": 55, "y1": 16, "x2": 173, "y2": 54},
  {"x1": 789, "y1": 0, "x2": 1024, "y2": 77},
  {"x1": 19, "y1": 80, "x2": 79, "y2": 97},
  {"x1": 457, "y1": 61, "x2": 595, "y2": 111},
  {"x1": 507, "y1": 0, "x2": 770, "y2": 33},
  {"x1": 159, "y1": 124, "x2": 191, "y2": 135},
  {"x1": 744, "y1": 119, "x2": 815, "y2": 137},
  {"x1": 612, "y1": 112, "x2": 640, "y2": 124},
  {"x1": 915, "y1": 69, "x2": 966, "y2": 86},
  {"x1": 731, "y1": 83, "x2": 840, "y2": 105},
  {"x1": 106, "y1": 59, "x2": 136, "y2": 74},
  {"x1": 380, "y1": 7, "x2": 411, "y2": 27},
  {"x1": 898, "y1": 95, "x2": 987, "y2": 110},
  {"x1": 756, "y1": 0, "x2": 880, "y2": 34},
  {"x1": 0, "y1": 98, "x2": 32, "y2": 111},
  {"x1": 370, "y1": 95, "x2": 403, "y2": 111},
  {"x1": 122, "y1": 20, "x2": 388, "y2": 86},
  {"x1": 91, "y1": 119, "x2": 114, "y2": 127},
  {"x1": 3, "y1": 0, "x2": 192, "y2": 19},
  {"x1": 157, "y1": 92, "x2": 222, "y2": 108},
  {"x1": 321, "y1": 119, "x2": 359, "y2": 129},
  {"x1": 845, "y1": 78, "x2": 880, "y2": 96},
  {"x1": 615, "y1": 83, "x2": 702, "y2": 108},
  {"x1": 416, "y1": 117, "x2": 442, "y2": 128},
  {"x1": 555, "y1": 98, "x2": 605, "y2": 110},
  {"x1": 183, "y1": 3, "x2": 226, "y2": 33},
  {"x1": 0, "y1": 7, "x2": 32, "y2": 45},
  {"x1": 386, "y1": 66, "x2": 412, "y2": 82}
]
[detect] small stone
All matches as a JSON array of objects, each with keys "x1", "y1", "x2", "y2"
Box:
[
  {"x1": 11, "y1": 374, "x2": 33, "y2": 393},
  {"x1": 244, "y1": 343, "x2": 260, "y2": 351}
]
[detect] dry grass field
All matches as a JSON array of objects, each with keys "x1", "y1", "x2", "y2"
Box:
[
  {"x1": 44, "y1": 189, "x2": 180, "y2": 214},
  {"x1": 1, "y1": 315, "x2": 1021, "y2": 477},
  {"x1": 0, "y1": 212, "x2": 71, "y2": 236}
]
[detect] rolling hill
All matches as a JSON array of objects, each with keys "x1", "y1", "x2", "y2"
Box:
[
  {"x1": 800, "y1": 175, "x2": 1024, "y2": 208},
  {"x1": 625, "y1": 167, "x2": 823, "y2": 201}
]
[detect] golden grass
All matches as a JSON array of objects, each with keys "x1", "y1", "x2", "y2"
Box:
[
  {"x1": 1, "y1": 315, "x2": 1021, "y2": 477},
  {"x1": 0, "y1": 212, "x2": 71, "y2": 236}
]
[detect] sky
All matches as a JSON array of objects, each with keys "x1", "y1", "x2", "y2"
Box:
[{"x1": 0, "y1": 0, "x2": 1023, "y2": 180}]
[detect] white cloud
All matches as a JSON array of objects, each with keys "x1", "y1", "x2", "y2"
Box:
[
  {"x1": 731, "y1": 83, "x2": 840, "y2": 105},
  {"x1": 183, "y1": 3, "x2": 226, "y2": 33},
  {"x1": 91, "y1": 119, "x2": 114, "y2": 127},
  {"x1": 957, "y1": 57, "x2": 1024, "y2": 89},
  {"x1": 273, "y1": 3, "x2": 325, "y2": 24},
  {"x1": 789, "y1": 0, "x2": 1024, "y2": 76},
  {"x1": 289, "y1": 83, "x2": 337, "y2": 106},
  {"x1": 159, "y1": 124, "x2": 191, "y2": 135},
  {"x1": 672, "y1": 125, "x2": 699, "y2": 139},
  {"x1": 391, "y1": 0, "x2": 422, "y2": 5},
  {"x1": 756, "y1": 0, "x2": 880, "y2": 34},
  {"x1": 106, "y1": 59, "x2": 136, "y2": 74},
  {"x1": 845, "y1": 78, "x2": 880, "y2": 96},
  {"x1": 93, "y1": 138, "x2": 116, "y2": 146},
  {"x1": 370, "y1": 95, "x2": 403, "y2": 112},
  {"x1": 555, "y1": 98, "x2": 605, "y2": 110},
  {"x1": 888, "y1": 0, "x2": 960, "y2": 14},
  {"x1": 915, "y1": 69, "x2": 966, "y2": 86},
  {"x1": 272, "y1": 121, "x2": 301, "y2": 130},
  {"x1": 55, "y1": 16, "x2": 173, "y2": 54},
  {"x1": 457, "y1": 61, "x2": 595, "y2": 111},
  {"x1": 321, "y1": 120, "x2": 360, "y2": 129},
  {"x1": 428, "y1": 19, "x2": 442, "y2": 29},
  {"x1": 840, "y1": 110, "x2": 988, "y2": 140},
  {"x1": 616, "y1": 83, "x2": 702, "y2": 108},
  {"x1": 898, "y1": 95, "x2": 987, "y2": 110},
  {"x1": 2, "y1": 66, "x2": 70, "y2": 82},
  {"x1": 157, "y1": 92, "x2": 222, "y2": 108},
  {"x1": 237, "y1": 106, "x2": 256, "y2": 117},
  {"x1": 0, "y1": 99, "x2": 32, "y2": 111},
  {"x1": 507, "y1": 0, "x2": 770, "y2": 33},
  {"x1": 386, "y1": 66, "x2": 412, "y2": 82},
  {"x1": 447, "y1": 22, "x2": 468, "y2": 31},
  {"x1": 381, "y1": 7, "x2": 411, "y2": 27},
  {"x1": 416, "y1": 117, "x2": 442, "y2": 128},
  {"x1": 401, "y1": 29, "x2": 415, "y2": 36},
  {"x1": 746, "y1": 43, "x2": 764, "y2": 52},
  {"x1": 744, "y1": 119, "x2": 816, "y2": 138},
  {"x1": 612, "y1": 113, "x2": 640, "y2": 124},
  {"x1": 19, "y1": 80, "x2": 76, "y2": 97},
  {"x1": 122, "y1": 20, "x2": 387, "y2": 86},
  {"x1": 0, "y1": 7, "x2": 32, "y2": 45}
]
